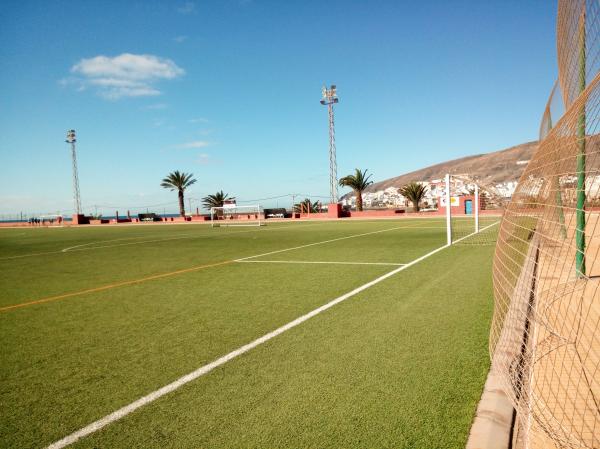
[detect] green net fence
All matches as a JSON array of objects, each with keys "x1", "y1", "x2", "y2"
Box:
[{"x1": 490, "y1": 1, "x2": 600, "y2": 447}]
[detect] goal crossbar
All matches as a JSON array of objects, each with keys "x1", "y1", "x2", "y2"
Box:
[
  {"x1": 210, "y1": 205, "x2": 263, "y2": 227},
  {"x1": 445, "y1": 173, "x2": 504, "y2": 245}
]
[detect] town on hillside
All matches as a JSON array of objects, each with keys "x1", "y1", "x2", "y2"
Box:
[{"x1": 341, "y1": 177, "x2": 519, "y2": 210}]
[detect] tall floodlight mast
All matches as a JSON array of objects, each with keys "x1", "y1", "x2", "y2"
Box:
[
  {"x1": 65, "y1": 129, "x2": 82, "y2": 215},
  {"x1": 320, "y1": 85, "x2": 339, "y2": 204}
]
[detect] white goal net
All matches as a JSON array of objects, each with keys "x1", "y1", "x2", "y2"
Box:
[
  {"x1": 37, "y1": 214, "x2": 65, "y2": 227},
  {"x1": 210, "y1": 205, "x2": 263, "y2": 227},
  {"x1": 442, "y1": 174, "x2": 505, "y2": 245}
]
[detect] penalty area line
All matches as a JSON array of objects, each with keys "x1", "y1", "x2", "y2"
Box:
[
  {"x1": 235, "y1": 225, "x2": 409, "y2": 262},
  {"x1": 45, "y1": 239, "x2": 453, "y2": 449},
  {"x1": 236, "y1": 260, "x2": 405, "y2": 266},
  {"x1": 0, "y1": 223, "x2": 417, "y2": 312}
]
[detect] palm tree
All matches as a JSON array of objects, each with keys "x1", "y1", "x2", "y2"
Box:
[
  {"x1": 400, "y1": 181, "x2": 427, "y2": 212},
  {"x1": 160, "y1": 171, "x2": 197, "y2": 216},
  {"x1": 294, "y1": 198, "x2": 321, "y2": 213},
  {"x1": 338, "y1": 169, "x2": 373, "y2": 211},
  {"x1": 202, "y1": 190, "x2": 232, "y2": 211}
]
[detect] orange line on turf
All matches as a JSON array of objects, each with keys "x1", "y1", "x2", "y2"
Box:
[{"x1": 0, "y1": 260, "x2": 233, "y2": 313}]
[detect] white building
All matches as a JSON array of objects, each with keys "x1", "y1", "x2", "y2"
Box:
[{"x1": 343, "y1": 177, "x2": 520, "y2": 209}]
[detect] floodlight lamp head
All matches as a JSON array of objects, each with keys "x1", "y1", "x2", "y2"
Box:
[
  {"x1": 66, "y1": 129, "x2": 76, "y2": 143},
  {"x1": 320, "y1": 84, "x2": 339, "y2": 105}
]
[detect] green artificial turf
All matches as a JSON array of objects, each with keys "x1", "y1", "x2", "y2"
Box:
[
  {"x1": 0, "y1": 218, "x2": 496, "y2": 448},
  {"x1": 0, "y1": 220, "x2": 437, "y2": 308}
]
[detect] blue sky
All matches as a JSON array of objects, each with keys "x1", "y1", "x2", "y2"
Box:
[{"x1": 0, "y1": 0, "x2": 557, "y2": 215}]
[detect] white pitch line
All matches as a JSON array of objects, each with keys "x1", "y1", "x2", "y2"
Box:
[
  {"x1": 60, "y1": 222, "x2": 338, "y2": 253},
  {"x1": 236, "y1": 260, "x2": 405, "y2": 266},
  {"x1": 0, "y1": 222, "x2": 329, "y2": 261},
  {"x1": 452, "y1": 221, "x2": 500, "y2": 244},
  {"x1": 1, "y1": 219, "x2": 436, "y2": 261},
  {"x1": 61, "y1": 235, "x2": 189, "y2": 252},
  {"x1": 61, "y1": 234, "x2": 196, "y2": 253},
  {"x1": 45, "y1": 221, "x2": 500, "y2": 449},
  {"x1": 235, "y1": 225, "x2": 407, "y2": 262},
  {"x1": 44, "y1": 227, "x2": 476, "y2": 449}
]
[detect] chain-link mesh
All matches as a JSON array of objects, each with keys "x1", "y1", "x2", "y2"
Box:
[{"x1": 491, "y1": 2, "x2": 600, "y2": 447}]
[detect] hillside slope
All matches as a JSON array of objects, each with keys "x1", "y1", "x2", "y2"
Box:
[{"x1": 358, "y1": 141, "x2": 538, "y2": 194}]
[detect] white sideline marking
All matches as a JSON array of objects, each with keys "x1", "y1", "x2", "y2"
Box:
[
  {"x1": 453, "y1": 221, "x2": 499, "y2": 243},
  {"x1": 0, "y1": 221, "x2": 330, "y2": 261},
  {"x1": 45, "y1": 233, "x2": 469, "y2": 448},
  {"x1": 2, "y1": 219, "x2": 438, "y2": 261},
  {"x1": 60, "y1": 221, "x2": 348, "y2": 254},
  {"x1": 45, "y1": 222, "x2": 499, "y2": 449},
  {"x1": 59, "y1": 222, "x2": 334, "y2": 254},
  {"x1": 61, "y1": 234, "x2": 195, "y2": 252},
  {"x1": 235, "y1": 225, "x2": 406, "y2": 262},
  {"x1": 236, "y1": 260, "x2": 405, "y2": 266},
  {"x1": 61, "y1": 235, "x2": 189, "y2": 252}
]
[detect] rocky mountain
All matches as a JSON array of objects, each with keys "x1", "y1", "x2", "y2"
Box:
[{"x1": 353, "y1": 141, "x2": 538, "y2": 195}]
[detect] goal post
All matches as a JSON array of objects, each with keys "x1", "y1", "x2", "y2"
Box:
[
  {"x1": 474, "y1": 183, "x2": 479, "y2": 233},
  {"x1": 445, "y1": 173, "x2": 452, "y2": 246},
  {"x1": 210, "y1": 204, "x2": 264, "y2": 227},
  {"x1": 444, "y1": 174, "x2": 505, "y2": 245},
  {"x1": 37, "y1": 214, "x2": 65, "y2": 227}
]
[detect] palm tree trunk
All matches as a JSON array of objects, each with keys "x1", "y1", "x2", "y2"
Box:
[
  {"x1": 178, "y1": 190, "x2": 185, "y2": 216},
  {"x1": 356, "y1": 190, "x2": 363, "y2": 211},
  {"x1": 413, "y1": 201, "x2": 419, "y2": 213}
]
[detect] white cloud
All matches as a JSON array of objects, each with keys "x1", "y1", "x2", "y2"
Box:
[
  {"x1": 188, "y1": 117, "x2": 209, "y2": 123},
  {"x1": 197, "y1": 153, "x2": 211, "y2": 165},
  {"x1": 104, "y1": 86, "x2": 160, "y2": 100},
  {"x1": 177, "y1": 2, "x2": 196, "y2": 14},
  {"x1": 72, "y1": 53, "x2": 183, "y2": 81},
  {"x1": 175, "y1": 141, "x2": 211, "y2": 149},
  {"x1": 68, "y1": 53, "x2": 184, "y2": 100},
  {"x1": 173, "y1": 35, "x2": 188, "y2": 43}
]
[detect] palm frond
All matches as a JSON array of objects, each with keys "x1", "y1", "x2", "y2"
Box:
[
  {"x1": 202, "y1": 190, "x2": 231, "y2": 210},
  {"x1": 338, "y1": 168, "x2": 373, "y2": 191},
  {"x1": 399, "y1": 181, "x2": 428, "y2": 211},
  {"x1": 160, "y1": 170, "x2": 197, "y2": 191}
]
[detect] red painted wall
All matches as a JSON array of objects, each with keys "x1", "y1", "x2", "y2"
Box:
[{"x1": 437, "y1": 195, "x2": 482, "y2": 216}]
